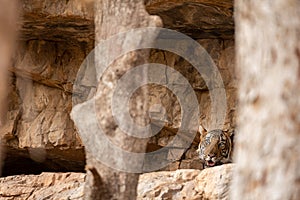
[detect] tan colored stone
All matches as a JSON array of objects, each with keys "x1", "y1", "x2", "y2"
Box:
[
  {"x1": 179, "y1": 159, "x2": 203, "y2": 170},
  {"x1": 0, "y1": 164, "x2": 233, "y2": 199},
  {"x1": 0, "y1": 0, "x2": 237, "y2": 178},
  {"x1": 0, "y1": 172, "x2": 85, "y2": 200},
  {"x1": 138, "y1": 164, "x2": 234, "y2": 200},
  {"x1": 20, "y1": 0, "x2": 94, "y2": 42},
  {"x1": 195, "y1": 164, "x2": 233, "y2": 200},
  {"x1": 147, "y1": 39, "x2": 236, "y2": 170},
  {"x1": 145, "y1": 0, "x2": 234, "y2": 39},
  {"x1": 71, "y1": 0, "x2": 162, "y2": 199},
  {"x1": 5, "y1": 40, "x2": 87, "y2": 150},
  {"x1": 1, "y1": 14, "x2": 90, "y2": 173}
]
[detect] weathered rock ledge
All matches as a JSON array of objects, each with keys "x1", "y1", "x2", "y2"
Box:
[
  {"x1": 145, "y1": 0, "x2": 234, "y2": 39},
  {"x1": 138, "y1": 164, "x2": 233, "y2": 200},
  {"x1": 19, "y1": 0, "x2": 233, "y2": 42},
  {"x1": 0, "y1": 172, "x2": 86, "y2": 200},
  {"x1": 0, "y1": 164, "x2": 234, "y2": 200}
]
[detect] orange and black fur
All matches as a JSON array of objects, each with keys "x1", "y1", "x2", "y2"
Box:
[{"x1": 198, "y1": 129, "x2": 232, "y2": 168}]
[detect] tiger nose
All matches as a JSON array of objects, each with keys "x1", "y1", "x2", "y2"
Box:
[{"x1": 208, "y1": 153, "x2": 215, "y2": 157}]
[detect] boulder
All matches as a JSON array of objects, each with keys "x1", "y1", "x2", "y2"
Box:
[{"x1": 138, "y1": 164, "x2": 234, "y2": 200}]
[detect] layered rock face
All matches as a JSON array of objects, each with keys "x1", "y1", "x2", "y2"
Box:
[
  {"x1": 0, "y1": 0, "x2": 235, "y2": 176},
  {"x1": 145, "y1": 0, "x2": 234, "y2": 39},
  {"x1": 0, "y1": 0, "x2": 94, "y2": 176}
]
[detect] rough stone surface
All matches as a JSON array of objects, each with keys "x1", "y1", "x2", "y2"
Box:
[
  {"x1": 0, "y1": 0, "x2": 93, "y2": 175},
  {"x1": 0, "y1": 0, "x2": 237, "y2": 199},
  {"x1": 138, "y1": 164, "x2": 234, "y2": 200},
  {"x1": 19, "y1": 0, "x2": 234, "y2": 41},
  {"x1": 72, "y1": 0, "x2": 162, "y2": 199},
  {"x1": 0, "y1": 172, "x2": 86, "y2": 200},
  {"x1": 0, "y1": 164, "x2": 233, "y2": 200},
  {"x1": 145, "y1": 0, "x2": 234, "y2": 39},
  {"x1": 0, "y1": 40, "x2": 88, "y2": 175},
  {"x1": 20, "y1": 0, "x2": 94, "y2": 43},
  {"x1": 147, "y1": 39, "x2": 236, "y2": 170},
  {"x1": 0, "y1": 0, "x2": 236, "y2": 178}
]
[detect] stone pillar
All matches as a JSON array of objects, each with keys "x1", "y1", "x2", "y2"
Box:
[
  {"x1": 72, "y1": 0, "x2": 161, "y2": 199},
  {"x1": 232, "y1": 0, "x2": 300, "y2": 199}
]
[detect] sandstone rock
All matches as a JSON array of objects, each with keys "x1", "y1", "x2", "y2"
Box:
[
  {"x1": 0, "y1": 40, "x2": 88, "y2": 175},
  {"x1": 1, "y1": 0, "x2": 236, "y2": 177},
  {"x1": 195, "y1": 164, "x2": 233, "y2": 200},
  {"x1": 0, "y1": 172, "x2": 85, "y2": 200},
  {"x1": 179, "y1": 159, "x2": 203, "y2": 170},
  {"x1": 145, "y1": 0, "x2": 234, "y2": 39},
  {"x1": 138, "y1": 164, "x2": 234, "y2": 200},
  {"x1": 0, "y1": 0, "x2": 93, "y2": 175},
  {"x1": 148, "y1": 39, "x2": 235, "y2": 132},
  {"x1": 20, "y1": 0, "x2": 94, "y2": 43},
  {"x1": 72, "y1": 0, "x2": 163, "y2": 198},
  {"x1": 147, "y1": 39, "x2": 236, "y2": 169},
  {"x1": 20, "y1": 0, "x2": 234, "y2": 42},
  {"x1": 0, "y1": 164, "x2": 233, "y2": 199}
]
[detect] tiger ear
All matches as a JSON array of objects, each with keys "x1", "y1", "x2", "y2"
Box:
[
  {"x1": 224, "y1": 129, "x2": 235, "y2": 137},
  {"x1": 198, "y1": 125, "x2": 207, "y2": 140}
]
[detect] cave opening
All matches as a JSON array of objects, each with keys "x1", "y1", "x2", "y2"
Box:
[{"x1": 1, "y1": 146, "x2": 86, "y2": 177}]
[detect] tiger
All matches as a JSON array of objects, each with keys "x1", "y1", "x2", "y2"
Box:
[{"x1": 197, "y1": 128, "x2": 232, "y2": 168}]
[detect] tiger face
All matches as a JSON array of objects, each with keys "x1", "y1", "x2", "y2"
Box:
[{"x1": 198, "y1": 129, "x2": 232, "y2": 168}]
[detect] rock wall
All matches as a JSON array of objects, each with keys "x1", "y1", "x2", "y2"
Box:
[
  {"x1": 0, "y1": 0, "x2": 236, "y2": 199},
  {"x1": 147, "y1": 39, "x2": 236, "y2": 170},
  {"x1": 0, "y1": 0, "x2": 235, "y2": 178},
  {"x1": 0, "y1": 0, "x2": 94, "y2": 176}
]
